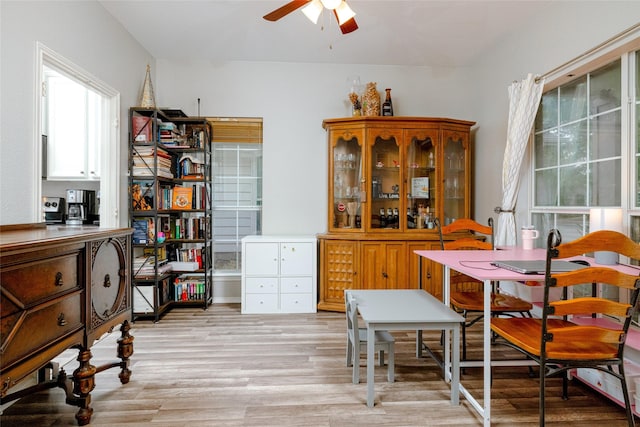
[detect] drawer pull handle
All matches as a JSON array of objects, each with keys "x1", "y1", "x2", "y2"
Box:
[
  {"x1": 57, "y1": 313, "x2": 67, "y2": 327},
  {"x1": 55, "y1": 272, "x2": 64, "y2": 287},
  {"x1": 103, "y1": 274, "x2": 111, "y2": 288}
]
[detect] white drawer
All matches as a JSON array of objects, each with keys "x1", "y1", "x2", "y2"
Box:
[
  {"x1": 280, "y1": 277, "x2": 313, "y2": 294},
  {"x1": 244, "y1": 293, "x2": 279, "y2": 313},
  {"x1": 280, "y1": 293, "x2": 315, "y2": 313},
  {"x1": 245, "y1": 277, "x2": 278, "y2": 294}
]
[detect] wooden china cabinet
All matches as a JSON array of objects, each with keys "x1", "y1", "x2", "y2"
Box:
[{"x1": 317, "y1": 117, "x2": 476, "y2": 311}]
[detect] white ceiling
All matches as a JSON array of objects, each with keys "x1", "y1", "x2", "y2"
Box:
[{"x1": 100, "y1": 0, "x2": 550, "y2": 67}]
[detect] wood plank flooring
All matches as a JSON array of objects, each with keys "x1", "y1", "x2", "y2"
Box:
[{"x1": 1, "y1": 303, "x2": 634, "y2": 426}]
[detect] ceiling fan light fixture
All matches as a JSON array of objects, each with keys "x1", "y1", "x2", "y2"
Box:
[
  {"x1": 335, "y1": 1, "x2": 356, "y2": 25},
  {"x1": 320, "y1": 0, "x2": 342, "y2": 10},
  {"x1": 302, "y1": 0, "x2": 323, "y2": 24}
]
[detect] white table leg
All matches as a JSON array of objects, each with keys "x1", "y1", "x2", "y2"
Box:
[
  {"x1": 483, "y1": 279, "x2": 492, "y2": 426},
  {"x1": 451, "y1": 325, "x2": 460, "y2": 405},
  {"x1": 443, "y1": 265, "x2": 452, "y2": 382},
  {"x1": 367, "y1": 326, "x2": 375, "y2": 407}
]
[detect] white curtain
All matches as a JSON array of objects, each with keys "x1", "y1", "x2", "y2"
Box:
[{"x1": 495, "y1": 74, "x2": 544, "y2": 247}]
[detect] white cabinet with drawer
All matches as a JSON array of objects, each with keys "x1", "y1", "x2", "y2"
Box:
[{"x1": 241, "y1": 236, "x2": 317, "y2": 314}]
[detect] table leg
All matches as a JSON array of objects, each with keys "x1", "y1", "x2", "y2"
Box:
[
  {"x1": 367, "y1": 326, "x2": 375, "y2": 407},
  {"x1": 451, "y1": 325, "x2": 460, "y2": 405},
  {"x1": 443, "y1": 265, "x2": 452, "y2": 382},
  {"x1": 483, "y1": 279, "x2": 492, "y2": 426}
]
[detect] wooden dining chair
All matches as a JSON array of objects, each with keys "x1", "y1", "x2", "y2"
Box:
[
  {"x1": 491, "y1": 229, "x2": 640, "y2": 427},
  {"x1": 437, "y1": 217, "x2": 533, "y2": 361},
  {"x1": 344, "y1": 291, "x2": 395, "y2": 384}
]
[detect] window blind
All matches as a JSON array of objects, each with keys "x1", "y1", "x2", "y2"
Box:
[{"x1": 207, "y1": 117, "x2": 263, "y2": 144}]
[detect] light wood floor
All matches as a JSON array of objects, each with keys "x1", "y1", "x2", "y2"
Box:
[{"x1": 1, "y1": 303, "x2": 634, "y2": 426}]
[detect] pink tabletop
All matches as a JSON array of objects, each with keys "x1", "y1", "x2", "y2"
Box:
[
  {"x1": 414, "y1": 248, "x2": 547, "y2": 282},
  {"x1": 414, "y1": 247, "x2": 640, "y2": 283}
]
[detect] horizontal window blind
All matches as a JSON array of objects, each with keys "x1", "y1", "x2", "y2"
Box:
[{"x1": 207, "y1": 117, "x2": 263, "y2": 144}]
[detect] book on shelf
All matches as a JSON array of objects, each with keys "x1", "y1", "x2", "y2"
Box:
[
  {"x1": 132, "y1": 115, "x2": 152, "y2": 142},
  {"x1": 172, "y1": 186, "x2": 193, "y2": 210},
  {"x1": 132, "y1": 217, "x2": 154, "y2": 244},
  {"x1": 131, "y1": 181, "x2": 155, "y2": 211}
]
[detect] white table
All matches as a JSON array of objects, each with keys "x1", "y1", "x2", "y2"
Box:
[{"x1": 348, "y1": 289, "x2": 464, "y2": 407}]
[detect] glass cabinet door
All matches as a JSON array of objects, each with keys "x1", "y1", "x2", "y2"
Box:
[
  {"x1": 369, "y1": 131, "x2": 402, "y2": 230},
  {"x1": 406, "y1": 131, "x2": 437, "y2": 230},
  {"x1": 443, "y1": 130, "x2": 468, "y2": 224},
  {"x1": 331, "y1": 132, "x2": 363, "y2": 231}
]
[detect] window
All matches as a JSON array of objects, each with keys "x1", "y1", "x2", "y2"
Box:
[
  {"x1": 208, "y1": 118, "x2": 263, "y2": 274},
  {"x1": 531, "y1": 42, "x2": 639, "y2": 312},
  {"x1": 532, "y1": 52, "x2": 637, "y2": 239}
]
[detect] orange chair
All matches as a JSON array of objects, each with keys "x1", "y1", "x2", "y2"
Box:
[
  {"x1": 437, "y1": 217, "x2": 532, "y2": 360},
  {"x1": 491, "y1": 229, "x2": 640, "y2": 427}
]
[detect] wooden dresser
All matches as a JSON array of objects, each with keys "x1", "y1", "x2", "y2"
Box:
[{"x1": 0, "y1": 223, "x2": 133, "y2": 425}]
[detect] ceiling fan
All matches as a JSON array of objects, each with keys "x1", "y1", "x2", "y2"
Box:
[{"x1": 263, "y1": 0, "x2": 358, "y2": 34}]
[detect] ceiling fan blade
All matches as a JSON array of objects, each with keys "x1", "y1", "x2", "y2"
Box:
[
  {"x1": 333, "y1": 10, "x2": 358, "y2": 34},
  {"x1": 263, "y1": 1, "x2": 311, "y2": 21}
]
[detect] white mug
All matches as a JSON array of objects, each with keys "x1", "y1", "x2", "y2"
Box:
[{"x1": 521, "y1": 227, "x2": 539, "y2": 250}]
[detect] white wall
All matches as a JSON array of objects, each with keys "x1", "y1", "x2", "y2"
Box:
[
  {"x1": 0, "y1": 1, "x2": 154, "y2": 226},
  {"x1": 156, "y1": 61, "x2": 474, "y2": 235}
]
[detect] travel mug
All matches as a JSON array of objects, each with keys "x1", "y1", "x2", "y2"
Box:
[{"x1": 521, "y1": 226, "x2": 539, "y2": 250}]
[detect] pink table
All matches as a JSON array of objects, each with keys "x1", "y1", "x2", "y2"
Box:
[
  {"x1": 414, "y1": 247, "x2": 640, "y2": 426},
  {"x1": 415, "y1": 248, "x2": 545, "y2": 426}
]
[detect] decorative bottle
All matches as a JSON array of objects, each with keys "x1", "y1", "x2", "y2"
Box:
[
  {"x1": 362, "y1": 82, "x2": 380, "y2": 116},
  {"x1": 382, "y1": 88, "x2": 394, "y2": 116}
]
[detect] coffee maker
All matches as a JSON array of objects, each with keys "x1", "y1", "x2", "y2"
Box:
[
  {"x1": 66, "y1": 189, "x2": 96, "y2": 225},
  {"x1": 43, "y1": 197, "x2": 66, "y2": 224}
]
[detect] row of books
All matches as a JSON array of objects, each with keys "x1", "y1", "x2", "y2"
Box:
[
  {"x1": 174, "y1": 276, "x2": 206, "y2": 301},
  {"x1": 132, "y1": 182, "x2": 208, "y2": 211},
  {"x1": 178, "y1": 154, "x2": 206, "y2": 179},
  {"x1": 131, "y1": 115, "x2": 210, "y2": 149},
  {"x1": 175, "y1": 247, "x2": 204, "y2": 268},
  {"x1": 134, "y1": 214, "x2": 208, "y2": 244}
]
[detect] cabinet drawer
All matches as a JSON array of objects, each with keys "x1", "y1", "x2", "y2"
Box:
[
  {"x1": 1, "y1": 253, "x2": 80, "y2": 316},
  {"x1": 244, "y1": 293, "x2": 279, "y2": 313},
  {"x1": 280, "y1": 277, "x2": 313, "y2": 294},
  {"x1": 245, "y1": 277, "x2": 278, "y2": 294},
  {"x1": 280, "y1": 293, "x2": 314, "y2": 313},
  {"x1": 1, "y1": 292, "x2": 83, "y2": 369}
]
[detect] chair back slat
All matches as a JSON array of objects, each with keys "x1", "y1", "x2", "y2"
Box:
[
  {"x1": 550, "y1": 297, "x2": 632, "y2": 318},
  {"x1": 549, "y1": 267, "x2": 640, "y2": 291},
  {"x1": 345, "y1": 292, "x2": 359, "y2": 347},
  {"x1": 554, "y1": 230, "x2": 640, "y2": 260},
  {"x1": 444, "y1": 238, "x2": 492, "y2": 251},
  {"x1": 548, "y1": 325, "x2": 625, "y2": 345}
]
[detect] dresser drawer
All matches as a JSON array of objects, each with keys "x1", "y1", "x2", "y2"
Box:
[
  {"x1": 1, "y1": 253, "x2": 80, "y2": 317},
  {"x1": 280, "y1": 293, "x2": 314, "y2": 313},
  {"x1": 1, "y1": 292, "x2": 83, "y2": 369},
  {"x1": 244, "y1": 293, "x2": 279, "y2": 313},
  {"x1": 280, "y1": 277, "x2": 313, "y2": 294},
  {"x1": 245, "y1": 277, "x2": 278, "y2": 294}
]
